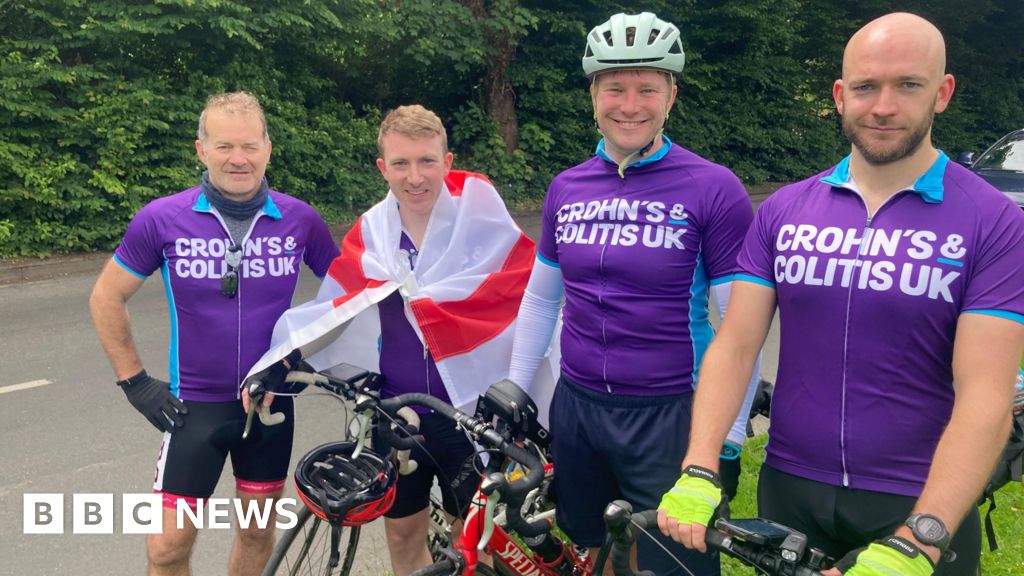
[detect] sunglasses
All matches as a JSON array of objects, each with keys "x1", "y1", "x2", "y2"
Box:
[{"x1": 221, "y1": 244, "x2": 242, "y2": 298}]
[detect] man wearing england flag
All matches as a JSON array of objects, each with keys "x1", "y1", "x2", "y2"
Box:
[{"x1": 249, "y1": 105, "x2": 534, "y2": 575}]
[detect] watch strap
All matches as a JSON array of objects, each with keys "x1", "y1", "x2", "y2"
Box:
[{"x1": 905, "y1": 513, "x2": 951, "y2": 552}]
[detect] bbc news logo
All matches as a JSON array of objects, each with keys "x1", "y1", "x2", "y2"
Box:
[{"x1": 23, "y1": 494, "x2": 300, "y2": 534}]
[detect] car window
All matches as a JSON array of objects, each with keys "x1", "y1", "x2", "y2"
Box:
[{"x1": 975, "y1": 134, "x2": 1024, "y2": 172}]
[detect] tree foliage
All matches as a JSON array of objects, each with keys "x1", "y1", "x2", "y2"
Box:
[{"x1": 1, "y1": 0, "x2": 1021, "y2": 257}]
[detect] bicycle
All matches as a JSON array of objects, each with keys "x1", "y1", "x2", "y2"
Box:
[
  {"x1": 379, "y1": 387, "x2": 835, "y2": 576},
  {"x1": 256, "y1": 363, "x2": 830, "y2": 576},
  {"x1": 255, "y1": 363, "x2": 452, "y2": 576}
]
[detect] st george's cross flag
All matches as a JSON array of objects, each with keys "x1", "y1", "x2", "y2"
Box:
[{"x1": 245, "y1": 170, "x2": 543, "y2": 411}]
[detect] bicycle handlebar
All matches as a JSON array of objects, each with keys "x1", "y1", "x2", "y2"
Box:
[
  {"x1": 377, "y1": 392, "x2": 546, "y2": 500},
  {"x1": 606, "y1": 508, "x2": 831, "y2": 576}
]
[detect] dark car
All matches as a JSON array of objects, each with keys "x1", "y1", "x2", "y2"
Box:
[{"x1": 958, "y1": 129, "x2": 1024, "y2": 208}]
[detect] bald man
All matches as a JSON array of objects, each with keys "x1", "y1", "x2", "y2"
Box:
[{"x1": 655, "y1": 12, "x2": 1024, "y2": 576}]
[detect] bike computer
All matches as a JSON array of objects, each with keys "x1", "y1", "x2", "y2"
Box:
[{"x1": 715, "y1": 518, "x2": 794, "y2": 547}]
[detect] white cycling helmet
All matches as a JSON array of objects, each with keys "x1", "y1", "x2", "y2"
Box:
[{"x1": 582, "y1": 12, "x2": 686, "y2": 78}]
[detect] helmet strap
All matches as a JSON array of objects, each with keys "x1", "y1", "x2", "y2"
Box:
[{"x1": 616, "y1": 129, "x2": 663, "y2": 179}]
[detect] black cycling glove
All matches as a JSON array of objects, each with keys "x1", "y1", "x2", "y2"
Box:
[
  {"x1": 243, "y1": 349, "x2": 307, "y2": 397},
  {"x1": 117, "y1": 370, "x2": 188, "y2": 433}
]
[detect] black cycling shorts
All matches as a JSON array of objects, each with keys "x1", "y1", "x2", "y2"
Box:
[{"x1": 153, "y1": 397, "x2": 294, "y2": 509}]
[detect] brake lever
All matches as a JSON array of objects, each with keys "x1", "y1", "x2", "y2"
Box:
[
  {"x1": 242, "y1": 380, "x2": 285, "y2": 439},
  {"x1": 477, "y1": 472, "x2": 506, "y2": 552},
  {"x1": 242, "y1": 381, "x2": 263, "y2": 440}
]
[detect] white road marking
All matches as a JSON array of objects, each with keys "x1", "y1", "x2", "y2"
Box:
[{"x1": 0, "y1": 379, "x2": 53, "y2": 394}]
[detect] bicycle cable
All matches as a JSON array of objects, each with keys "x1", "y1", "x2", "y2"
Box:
[
  {"x1": 375, "y1": 406, "x2": 474, "y2": 522},
  {"x1": 631, "y1": 516, "x2": 697, "y2": 576}
]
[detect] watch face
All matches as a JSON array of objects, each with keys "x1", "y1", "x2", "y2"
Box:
[
  {"x1": 917, "y1": 517, "x2": 944, "y2": 540},
  {"x1": 912, "y1": 514, "x2": 948, "y2": 545}
]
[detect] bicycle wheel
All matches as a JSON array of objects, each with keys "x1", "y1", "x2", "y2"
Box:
[{"x1": 262, "y1": 506, "x2": 361, "y2": 576}]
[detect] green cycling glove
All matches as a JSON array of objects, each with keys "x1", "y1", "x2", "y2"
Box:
[
  {"x1": 658, "y1": 465, "x2": 723, "y2": 527},
  {"x1": 840, "y1": 537, "x2": 935, "y2": 576}
]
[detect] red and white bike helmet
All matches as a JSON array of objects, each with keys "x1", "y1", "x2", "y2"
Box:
[{"x1": 294, "y1": 441, "x2": 397, "y2": 526}]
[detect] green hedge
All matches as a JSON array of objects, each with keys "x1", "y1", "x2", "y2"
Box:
[{"x1": 2, "y1": 0, "x2": 1021, "y2": 257}]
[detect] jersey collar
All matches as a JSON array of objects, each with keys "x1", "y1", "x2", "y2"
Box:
[
  {"x1": 596, "y1": 134, "x2": 673, "y2": 169},
  {"x1": 193, "y1": 190, "x2": 283, "y2": 220},
  {"x1": 820, "y1": 151, "x2": 949, "y2": 204}
]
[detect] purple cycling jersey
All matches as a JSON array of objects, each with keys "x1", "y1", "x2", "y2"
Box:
[
  {"x1": 114, "y1": 185, "x2": 338, "y2": 402},
  {"x1": 738, "y1": 153, "x2": 1024, "y2": 496},
  {"x1": 377, "y1": 233, "x2": 454, "y2": 412},
  {"x1": 539, "y1": 139, "x2": 752, "y2": 396}
]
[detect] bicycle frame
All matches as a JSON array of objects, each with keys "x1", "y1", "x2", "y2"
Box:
[{"x1": 451, "y1": 462, "x2": 589, "y2": 576}]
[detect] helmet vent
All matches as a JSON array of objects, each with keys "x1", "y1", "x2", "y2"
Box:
[{"x1": 596, "y1": 57, "x2": 663, "y2": 65}]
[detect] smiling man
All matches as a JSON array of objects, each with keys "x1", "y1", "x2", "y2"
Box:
[
  {"x1": 508, "y1": 12, "x2": 761, "y2": 576},
  {"x1": 245, "y1": 104, "x2": 535, "y2": 575},
  {"x1": 657, "y1": 13, "x2": 1024, "y2": 576},
  {"x1": 89, "y1": 91, "x2": 338, "y2": 576}
]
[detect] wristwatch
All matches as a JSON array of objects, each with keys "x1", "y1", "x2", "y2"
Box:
[{"x1": 905, "y1": 513, "x2": 950, "y2": 552}]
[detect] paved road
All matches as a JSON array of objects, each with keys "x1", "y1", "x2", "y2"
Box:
[{"x1": 0, "y1": 200, "x2": 778, "y2": 575}]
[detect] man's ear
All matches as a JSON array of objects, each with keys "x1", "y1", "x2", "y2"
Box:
[
  {"x1": 934, "y1": 74, "x2": 955, "y2": 114},
  {"x1": 195, "y1": 140, "x2": 207, "y2": 164}
]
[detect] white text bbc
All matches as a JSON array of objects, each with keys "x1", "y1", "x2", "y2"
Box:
[{"x1": 23, "y1": 494, "x2": 300, "y2": 534}]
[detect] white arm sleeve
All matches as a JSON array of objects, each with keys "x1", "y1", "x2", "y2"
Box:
[
  {"x1": 508, "y1": 258, "x2": 564, "y2": 387},
  {"x1": 710, "y1": 280, "x2": 763, "y2": 449}
]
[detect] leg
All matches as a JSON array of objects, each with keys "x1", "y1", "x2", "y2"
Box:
[
  {"x1": 608, "y1": 389, "x2": 719, "y2": 576},
  {"x1": 229, "y1": 489, "x2": 284, "y2": 576},
  {"x1": 229, "y1": 396, "x2": 294, "y2": 576},
  {"x1": 833, "y1": 482, "x2": 981, "y2": 576},
  {"x1": 147, "y1": 504, "x2": 199, "y2": 576},
  {"x1": 547, "y1": 378, "x2": 621, "y2": 554},
  {"x1": 150, "y1": 401, "x2": 229, "y2": 576},
  {"x1": 386, "y1": 508, "x2": 433, "y2": 576},
  {"x1": 380, "y1": 412, "x2": 473, "y2": 575}
]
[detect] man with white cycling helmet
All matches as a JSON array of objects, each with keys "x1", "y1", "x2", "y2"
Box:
[
  {"x1": 510, "y1": 12, "x2": 761, "y2": 575},
  {"x1": 658, "y1": 12, "x2": 1024, "y2": 576}
]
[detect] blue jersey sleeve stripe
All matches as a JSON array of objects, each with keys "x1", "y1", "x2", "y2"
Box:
[
  {"x1": 113, "y1": 254, "x2": 148, "y2": 280},
  {"x1": 709, "y1": 274, "x2": 736, "y2": 286},
  {"x1": 962, "y1": 309, "x2": 1024, "y2": 325},
  {"x1": 735, "y1": 273, "x2": 774, "y2": 288},
  {"x1": 536, "y1": 253, "x2": 560, "y2": 269}
]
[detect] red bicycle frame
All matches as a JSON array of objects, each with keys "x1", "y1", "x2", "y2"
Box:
[{"x1": 451, "y1": 462, "x2": 590, "y2": 576}]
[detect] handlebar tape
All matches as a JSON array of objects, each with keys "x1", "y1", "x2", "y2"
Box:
[{"x1": 378, "y1": 393, "x2": 545, "y2": 498}]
